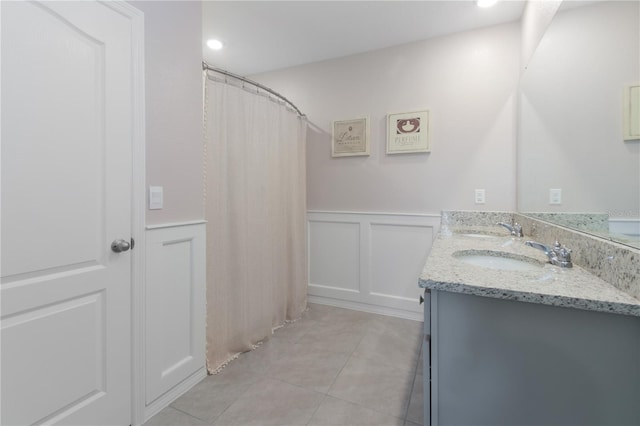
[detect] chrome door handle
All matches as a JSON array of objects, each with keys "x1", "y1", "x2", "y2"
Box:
[{"x1": 111, "y1": 239, "x2": 131, "y2": 253}]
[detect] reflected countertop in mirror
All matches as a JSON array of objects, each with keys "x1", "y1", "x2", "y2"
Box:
[
  {"x1": 523, "y1": 212, "x2": 640, "y2": 249},
  {"x1": 517, "y1": 1, "x2": 640, "y2": 249}
]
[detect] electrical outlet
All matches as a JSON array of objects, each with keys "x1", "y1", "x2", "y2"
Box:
[
  {"x1": 549, "y1": 188, "x2": 562, "y2": 205},
  {"x1": 475, "y1": 189, "x2": 486, "y2": 204}
]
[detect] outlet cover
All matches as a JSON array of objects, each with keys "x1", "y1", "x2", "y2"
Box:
[
  {"x1": 475, "y1": 189, "x2": 486, "y2": 204},
  {"x1": 549, "y1": 188, "x2": 562, "y2": 205}
]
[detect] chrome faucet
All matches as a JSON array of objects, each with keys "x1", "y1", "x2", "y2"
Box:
[
  {"x1": 496, "y1": 222, "x2": 523, "y2": 237},
  {"x1": 525, "y1": 240, "x2": 573, "y2": 268}
]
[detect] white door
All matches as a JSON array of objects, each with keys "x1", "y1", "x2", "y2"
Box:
[{"x1": 1, "y1": 1, "x2": 137, "y2": 424}]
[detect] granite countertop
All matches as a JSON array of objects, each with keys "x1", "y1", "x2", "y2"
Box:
[{"x1": 419, "y1": 226, "x2": 640, "y2": 317}]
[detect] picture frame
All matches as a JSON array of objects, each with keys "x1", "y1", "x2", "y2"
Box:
[
  {"x1": 387, "y1": 110, "x2": 430, "y2": 154},
  {"x1": 331, "y1": 117, "x2": 370, "y2": 157}
]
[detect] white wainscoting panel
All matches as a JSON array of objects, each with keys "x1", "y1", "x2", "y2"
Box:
[
  {"x1": 144, "y1": 223, "x2": 206, "y2": 415},
  {"x1": 309, "y1": 220, "x2": 361, "y2": 292},
  {"x1": 308, "y1": 212, "x2": 440, "y2": 320}
]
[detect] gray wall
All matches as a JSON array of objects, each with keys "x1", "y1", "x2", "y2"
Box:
[
  {"x1": 520, "y1": 0, "x2": 562, "y2": 72},
  {"x1": 253, "y1": 22, "x2": 521, "y2": 214},
  {"x1": 518, "y1": 1, "x2": 640, "y2": 215},
  {"x1": 130, "y1": 1, "x2": 204, "y2": 225}
]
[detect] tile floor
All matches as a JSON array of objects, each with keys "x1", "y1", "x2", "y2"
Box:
[{"x1": 144, "y1": 303, "x2": 424, "y2": 426}]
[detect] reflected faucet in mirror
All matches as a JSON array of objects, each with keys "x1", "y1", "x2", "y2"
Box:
[{"x1": 497, "y1": 222, "x2": 523, "y2": 238}]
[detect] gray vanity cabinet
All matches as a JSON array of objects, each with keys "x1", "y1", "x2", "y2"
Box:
[
  {"x1": 423, "y1": 289, "x2": 640, "y2": 426},
  {"x1": 422, "y1": 290, "x2": 431, "y2": 425}
]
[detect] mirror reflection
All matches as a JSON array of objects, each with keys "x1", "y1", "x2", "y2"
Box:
[{"x1": 518, "y1": 1, "x2": 640, "y2": 248}]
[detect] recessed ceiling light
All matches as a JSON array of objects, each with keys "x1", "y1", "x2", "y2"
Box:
[
  {"x1": 207, "y1": 39, "x2": 224, "y2": 50},
  {"x1": 477, "y1": 0, "x2": 498, "y2": 7}
]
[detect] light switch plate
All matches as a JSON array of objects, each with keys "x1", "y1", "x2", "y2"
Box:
[
  {"x1": 149, "y1": 186, "x2": 163, "y2": 210},
  {"x1": 549, "y1": 188, "x2": 562, "y2": 205},
  {"x1": 475, "y1": 189, "x2": 486, "y2": 204}
]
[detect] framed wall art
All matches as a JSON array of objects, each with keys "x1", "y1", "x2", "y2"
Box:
[
  {"x1": 387, "y1": 110, "x2": 430, "y2": 154},
  {"x1": 623, "y1": 85, "x2": 640, "y2": 141},
  {"x1": 331, "y1": 117, "x2": 370, "y2": 157}
]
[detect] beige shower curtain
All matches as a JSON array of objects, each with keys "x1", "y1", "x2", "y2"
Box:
[{"x1": 204, "y1": 73, "x2": 308, "y2": 373}]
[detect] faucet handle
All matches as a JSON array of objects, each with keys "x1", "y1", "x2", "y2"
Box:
[
  {"x1": 513, "y1": 223, "x2": 523, "y2": 237},
  {"x1": 552, "y1": 241, "x2": 568, "y2": 254},
  {"x1": 552, "y1": 241, "x2": 573, "y2": 267}
]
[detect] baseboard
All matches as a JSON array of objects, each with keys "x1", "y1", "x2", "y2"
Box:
[
  {"x1": 308, "y1": 295, "x2": 423, "y2": 322},
  {"x1": 142, "y1": 367, "x2": 207, "y2": 424}
]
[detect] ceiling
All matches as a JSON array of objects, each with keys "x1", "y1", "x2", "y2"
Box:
[{"x1": 202, "y1": 0, "x2": 527, "y2": 76}]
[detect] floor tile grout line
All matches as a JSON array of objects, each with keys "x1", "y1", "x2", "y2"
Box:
[
  {"x1": 165, "y1": 405, "x2": 210, "y2": 424},
  {"x1": 268, "y1": 375, "x2": 331, "y2": 424},
  {"x1": 323, "y1": 335, "x2": 418, "y2": 423},
  {"x1": 213, "y1": 377, "x2": 327, "y2": 425},
  {"x1": 348, "y1": 351, "x2": 420, "y2": 376},
  {"x1": 325, "y1": 352, "x2": 355, "y2": 397},
  {"x1": 271, "y1": 315, "x2": 363, "y2": 360},
  {"x1": 402, "y1": 339, "x2": 424, "y2": 425},
  {"x1": 402, "y1": 354, "x2": 421, "y2": 424},
  {"x1": 202, "y1": 370, "x2": 263, "y2": 425},
  {"x1": 220, "y1": 379, "x2": 253, "y2": 410},
  {"x1": 304, "y1": 393, "x2": 330, "y2": 426},
  {"x1": 324, "y1": 392, "x2": 408, "y2": 424},
  {"x1": 323, "y1": 325, "x2": 369, "y2": 395}
]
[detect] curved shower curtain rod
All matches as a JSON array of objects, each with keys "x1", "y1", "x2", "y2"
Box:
[{"x1": 202, "y1": 62, "x2": 306, "y2": 118}]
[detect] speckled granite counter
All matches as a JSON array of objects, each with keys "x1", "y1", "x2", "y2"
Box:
[{"x1": 419, "y1": 226, "x2": 640, "y2": 317}]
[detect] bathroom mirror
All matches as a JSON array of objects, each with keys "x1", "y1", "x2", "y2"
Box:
[{"x1": 517, "y1": 1, "x2": 640, "y2": 248}]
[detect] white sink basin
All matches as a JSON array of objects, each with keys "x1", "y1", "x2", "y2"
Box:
[
  {"x1": 453, "y1": 250, "x2": 544, "y2": 272},
  {"x1": 452, "y1": 229, "x2": 506, "y2": 239},
  {"x1": 457, "y1": 232, "x2": 499, "y2": 239}
]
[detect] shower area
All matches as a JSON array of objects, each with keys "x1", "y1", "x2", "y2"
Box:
[{"x1": 202, "y1": 64, "x2": 309, "y2": 372}]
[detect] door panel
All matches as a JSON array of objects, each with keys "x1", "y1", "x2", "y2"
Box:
[
  {"x1": 2, "y1": 291, "x2": 106, "y2": 426},
  {"x1": 1, "y1": 0, "x2": 106, "y2": 280},
  {"x1": 1, "y1": 1, "x2": 135, "y2": 424}
]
